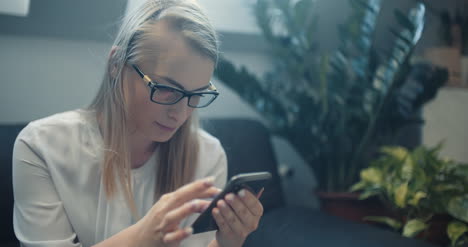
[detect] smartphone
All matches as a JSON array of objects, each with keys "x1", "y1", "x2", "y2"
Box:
[{"x1": 191, "y1": 172, "x2": 272, "y2": 234}]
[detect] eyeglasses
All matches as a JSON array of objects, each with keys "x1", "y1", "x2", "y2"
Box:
[{"x1": 131, "y1": 64, "x2": 219, "y2": 108}]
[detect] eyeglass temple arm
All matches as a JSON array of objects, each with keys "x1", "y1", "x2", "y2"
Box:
[
  {"x1": 132, "y1": 64, "x2": 152, "y2": 84},
  {"x1": 208, "y1": 82, "x2": 217, "y2": 91}
]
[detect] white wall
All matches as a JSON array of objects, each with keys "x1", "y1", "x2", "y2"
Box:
[
  {"x1": 198, "y1": 50, "x2": 271, "y2": 122},
  {"x1": 126, "y1": 0, "x2": 260, "y2": 34},
  {"x1": 422, "y1": 88, "x2": 468, "y2": 163},
  {"x1": 0, "y1": 35, "x2": 268, "y2": 124},
  {"x1": 0, "y1": 35, "x2": 107, "y2": 123}
]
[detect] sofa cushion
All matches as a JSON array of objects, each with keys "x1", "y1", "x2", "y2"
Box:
[
  {"x1": 0, "y1": 124, "x2": 26, "y2": 244},
  {"x1": 202, "y1": 118, "x2": 286, "y2": 212}
]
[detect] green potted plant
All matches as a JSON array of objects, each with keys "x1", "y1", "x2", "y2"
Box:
[
  {"x1": 351, "y1": 144, "x2": 468, "y2": 246},
  {"x1": 214, "y1": 0, "x2": 448, "y2": 214}
]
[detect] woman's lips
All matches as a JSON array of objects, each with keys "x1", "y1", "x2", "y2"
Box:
[{"x1": 154, "y1": 122, "x2": 176, "y2": 132}]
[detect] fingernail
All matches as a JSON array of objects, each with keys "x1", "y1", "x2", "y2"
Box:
[
  {"x1": 190, "y1": 200, "x2": 199, "y2": 210},
  {"x1": 185, "y1": 227, "x2": 193, "y2": 234},
  {"x1": 212, "y1": 188, "x2": 222, "y2": 195},
  {"x1": 203, "y1": 176, "x2": 215, "y2": 186},
  {"x1": 238, "y1": 189, "x2": 246, "y2": 198},
  {"x1": 257, "y1": 188, "x2": 265, "y2": 199},
  {"x1": 226, "y1": 194, "x2": 234, "y2": 202}
]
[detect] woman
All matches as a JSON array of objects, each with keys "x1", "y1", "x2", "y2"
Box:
[{"x1": 12, "y1": 0, "x2": 264, "y2": 246}]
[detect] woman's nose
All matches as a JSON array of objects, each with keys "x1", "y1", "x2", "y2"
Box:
[{"x1": 167, "y1": 97, "x2": 190, "y2": 120}]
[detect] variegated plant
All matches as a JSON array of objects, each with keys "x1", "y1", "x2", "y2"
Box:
[{"x1": 351, "y1": 144, "x2": 468, "y2": 246}]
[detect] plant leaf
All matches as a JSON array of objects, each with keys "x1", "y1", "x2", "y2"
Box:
[
  {"x1": 407, "y1": 3, "x2": 425, "y2": 44},
  {"x1": 408, "y1": 191, "x2": 427, "y2": 207},
  {"x1": 395, "y1": 182, "x2": 408, "y2": 208},
  {"x1": 448, "y1": 196, "x2": 468, "y2": 222},
  {"x1": 394, "y1": 9, "x2": 415, "y2": 32},
  {"x1": 401, "y1": 155, "x2": 415, "y2": 180},
  {"x1": 359, "y1": 189, "x2": 380, "y2": 200},
  {"x1": 402, "y1": 219, "x2": 428, "y2": 238},
  {"x1": 350, "y1": 181, "x2": 366, "y2": 192},
  {"x1": 389, "y1": 28, "x2": 412, "y2": 45},
  {"x1": 381, "y1": 146, "x2": 408, "y2": 161},
  {"x1": 351, "y1": 0, "x2": 379, "y2": 13},
  {"x1": 447, "y1": 221, "x2": 468, "y2": 247},
  {"x1": 364, "y1": 216, "x2": 402, "y2": 230},
  {"x1": 294, "y1": 0, "x2": 313, "y2": 29},
  {"x1": 360, "y1": 167, "x2": 383, "y2": 185}
]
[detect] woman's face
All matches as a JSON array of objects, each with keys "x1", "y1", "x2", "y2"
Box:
[{"x1": 123, "y1": 22, "x2": 215, "y2": 143}]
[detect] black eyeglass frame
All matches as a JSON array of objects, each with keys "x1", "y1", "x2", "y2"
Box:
[{"x1": 131, "y1": 64, "x2": 219, "y2": 108}]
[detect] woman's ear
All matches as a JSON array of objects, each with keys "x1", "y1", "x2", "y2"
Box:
[{"x1": 109, "y1": 45, "x2": 118, "y2": 59}]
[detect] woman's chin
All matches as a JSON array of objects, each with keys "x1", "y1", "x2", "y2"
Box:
[{"x1": 150, "y1": 132, "x2": 176, "y2": 143}]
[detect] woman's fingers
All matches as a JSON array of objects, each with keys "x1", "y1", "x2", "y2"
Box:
[
  {"x1": 196, "y1": 200, "x2": 211, "y2": 212},
  {"x1": 162, "y1": 227, "x2": 193, "y2": 244},
  {"x1": 162, "y1": 201, "x2": 210, "y2": 246},
  {"x1": 164, "y1": 200, "x2": 211, "y2": 229},
  {"x1": 167, "y1": 177, "x2": 220, "y2": 206},
  {"x1": 216, "y1": 200, "x2": 246, "y2": 236},
  {"x1": 212, "y1": 206, "x2": 234, "y2": 235},
  {"x1": 163, "y1": 200, "x2": 200, "y2": 228},
  {"x1": 238, "y1": 189, "x2": 264, "y2": 217},
  {"x1": 210, "y1": 190, "x2": 265, "y2": 246},
  {"x1": 224, "y1": 193, "x2": 253, "y2": 227},
  {"x1": 159, "y1": 177, "x2": 220, "y2": 214},
  {"x1": 140, "y1": 177, "x2": 221, "y2": 247}
]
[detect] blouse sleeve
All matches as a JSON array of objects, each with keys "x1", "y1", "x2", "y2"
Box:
[
  {"x1": 180, "y1": 131, "x2": 228, "y2": 247},
  {"x1": 12, "y1": 127, "x2": 82, "y2": 247},
  {"x1": 210, "y1": 144, "x2": 228, "y2": 191}
]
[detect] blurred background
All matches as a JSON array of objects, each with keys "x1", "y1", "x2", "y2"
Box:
[{"x1": 0, "y1": 0, "x2": 467, "y2": 214}]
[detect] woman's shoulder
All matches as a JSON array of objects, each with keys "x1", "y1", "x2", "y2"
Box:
[
  {"x1": 17, "y1": 109, "x2": 97, "y2": 145},
  {"x1": 197, "y1": 128, "x2": 223, "y2": 151},
  {"x1": 29, "y1": 108, "x2": 92, "y2": 126}
]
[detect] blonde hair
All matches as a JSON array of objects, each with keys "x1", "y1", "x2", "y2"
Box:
[{"x1": 89, "y1": 0, "x2": 218, "y2": 216}]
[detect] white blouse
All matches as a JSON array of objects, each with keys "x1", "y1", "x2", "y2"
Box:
[{"x1": 12, "y1": 109, "x2": 227, "y2": 247}]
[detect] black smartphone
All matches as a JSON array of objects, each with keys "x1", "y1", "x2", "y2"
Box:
[{"x1": 191, "y1": 171, "x2": 272, "y2": 234}]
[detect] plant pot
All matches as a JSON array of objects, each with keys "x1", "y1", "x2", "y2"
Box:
[
  {"x1": 416, "y1": 214, "x2": 452, "y2": 247},
  {"x1": 317, "y1": 191, "x2": 452, "y2": 246},
  {"x1": 316, "y1": 191, "x2": 396, "y2": 225}
]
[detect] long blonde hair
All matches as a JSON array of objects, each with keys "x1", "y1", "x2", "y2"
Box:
[{"x1": 88, "y1": 0, "x2": 218, "y2": 215}]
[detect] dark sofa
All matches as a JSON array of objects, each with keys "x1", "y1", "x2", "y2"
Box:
[{"x1": 1, "y1": 119, "x2": 436, "y2": 247}]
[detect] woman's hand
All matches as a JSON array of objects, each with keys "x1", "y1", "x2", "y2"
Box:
[
  {"x1": 211, "y1": 188, "x2": 264, "y2": 247},
  {"x1": 133, "y1": 177, "x2": 220, "y2": 247}
]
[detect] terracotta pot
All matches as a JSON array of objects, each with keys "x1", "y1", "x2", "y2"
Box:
[
  {"x1": 316, "y1": 191, "x2": 452, "y2": 246},
  {"x1": 316, "y1": 191, "x2": 396, "y2": 225}
]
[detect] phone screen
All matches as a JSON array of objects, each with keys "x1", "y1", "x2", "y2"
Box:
[{"x1": 191, "y1": 172, "x2": 271, "y2": 234}]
